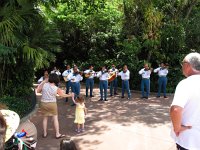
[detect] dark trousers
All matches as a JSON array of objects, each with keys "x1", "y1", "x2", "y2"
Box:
[
  {"x1": 176, "y1": 144, "x2": 188, "y2": 150},
  {"x1": 157, "y1": 77, "x2": 167, "y2": 96},
  {"x1": 99, "y1": 80, "x2": 108, "y2": 100},
  {"x1": 86, "y1": 78, "x2": 94, "y2": 97},
  {"x1": 71, "y1": 82, "x2": 80, "y2": 98},
  {"x1": 110, "y1": 78, "x2": 118, "y2": 96},
  {"x1": 141, "y1": 79, "x2": 150, "y2": 97},
  {"x1": 122, "y1": 80, "x2": 131, "y2": 98},
  {"x1": 65, "y1": 81, "x2": 71, "y2": 101}
]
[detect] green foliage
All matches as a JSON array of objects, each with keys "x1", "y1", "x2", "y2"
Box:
[
  {"x1": 0, "y1": 0, "x2": 200, "y2": 96},
  {"x1": 0, "y1": 96, "x2": 32, "y2": 118},
  {"x1": 0, "y1": 0, "x2": 61, "y2": 97},
  {"x1": 46, "y1": 0, "x2": 123, "y2": 69}
]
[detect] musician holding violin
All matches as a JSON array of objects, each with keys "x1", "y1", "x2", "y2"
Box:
[
  {"x1": 154, "y1": 62, "x2": 169, "y2": 98},
  {"x1": 62, "y1": 65, "x2": 72, "y2": 102},
  {"x1": 96, "y1": 66, "x2": 109, "y2": 101},
  {"x1": 84, "y1": 65, "x2": 96, "y2": 97},
  {"x1": 108, "y1": 64, "x2": 118, "y2": 97},
  {"x1": 67, "y1": 66, "x2": 83, "y2": 106},
  {"x1": 139, "y1": 63, "x2": 153, "y2": 99},
  {"x1": 118, "y1": 65, "x2": 131, "y2": 100}
]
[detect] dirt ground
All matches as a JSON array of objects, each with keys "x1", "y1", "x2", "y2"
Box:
[{"x1": 31, "y1": 84, "x2": 176, "y2": 150}]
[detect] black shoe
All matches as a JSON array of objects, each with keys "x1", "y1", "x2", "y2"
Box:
[
  {"x1": 145, "y1": 97, "x2": 148, "y2": 99},
  {"x1": 121, "y1": 96, "x2": 124, "y2": 98},
  {"x1": 141, "y1": 97, "x2": 145, "y2": 99},
  {"x1": 71, "y1": 103, "x2": 76, "y2": 106},
  {"x1": 90, "y1": 95, "x2": 94, "y2": 97},
  {"x1": 110, "y1": 95, "x2": 113, "y2": 97},
  {"x1": 98, "y1": 99, "x2": 103, "y2": 101},
  {"x1": 104, "y1": 99, "x2": 108, "y2": 101},
  {"x1": 156, "y1": 96, "x2": 160, "y2": 98},
  {"x1": 164, "y1": 96, "x2": 168, "y2": 98},
  {"x1": 114, "y1": 93, "x2": 118, "y2": 95}
]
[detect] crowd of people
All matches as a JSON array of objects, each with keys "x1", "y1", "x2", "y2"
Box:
[
  {"x1": 35, "y1": 62, "x2": 169, "y2": 140},
  {"x1": 34, "y1": 52, "x2": 200, "y2": 150},
  {"x1": 38, "y1": 63, "x2": 169, "y2": 102},
  {"x1": 1, "y1": 52, "x2": 200, "y2": 150}
]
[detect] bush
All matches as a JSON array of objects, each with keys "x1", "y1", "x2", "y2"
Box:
[{"x1": 0, "y1": 96, "x2": 32, "y2": 118}]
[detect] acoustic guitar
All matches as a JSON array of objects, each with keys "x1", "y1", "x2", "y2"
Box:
[
  {"x1": 108, "y1": 72, "x2": 117, "y2": 82},
  {"x1": 85, "y1": 72, "x2": 96, "y2": 78}
]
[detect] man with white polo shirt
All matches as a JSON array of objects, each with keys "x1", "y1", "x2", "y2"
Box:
[
  {"x1": 170, "y1": 52, "x2": 200, "y2": 150},
  {"x1": 139, "y1": 63, "x2": 152, "y2": 99},
  {"x1": 154, "y1": 62, "x2": 169, "y2": 98},
  {"x1": 118, "y1": 65, "x2": 131, "y2": 100},
  {"x1": 62, "y1": 65, "x2": 72, "y2": 102},
  {"x1": 96, "y1": 66, "x2": 109, "y2": 101}
]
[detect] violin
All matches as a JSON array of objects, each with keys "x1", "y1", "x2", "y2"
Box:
[
  {"x1": 144, "y1": 67, "x2": 153, "y2": 71},
  {"x1": 73, "y1": 71, "x2": 83, "y2": 76}
]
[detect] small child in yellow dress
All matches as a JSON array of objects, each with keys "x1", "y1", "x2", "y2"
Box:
[{"x1": 72, "y1": 96, "x2": 87, "y2": 133}]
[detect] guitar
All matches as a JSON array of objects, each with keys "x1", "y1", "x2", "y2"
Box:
[
  {"x1": 108, "y1": 68, "x2": 122, "y2": 82},
  {"x1": 85, "y1": 71, "x2": 96, "y2": 78},
  {"x1": 108, "y1": 72, "x2": 117, "y2": 82}
]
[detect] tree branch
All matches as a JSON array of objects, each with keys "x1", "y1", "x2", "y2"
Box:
[{"x1": 185, "y1": 0, "x2": 198, "y2": 20}]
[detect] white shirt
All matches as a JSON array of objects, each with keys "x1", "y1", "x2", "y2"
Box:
[
  {"x1": 62, "y1": 69, "x2": 72, "y2": 77},
  {"x1": 41, "y1": 83, "x2": 58, "y2": 102},
  {"x1": 84, "y1": 69, "x2": 96, "y2": 79},
  {"x1": 118, "y1": 70, "x2": 130, "y2": 80},
  {"x1": 51, "y1": 70, "x2": 61, "y2": 76},
  {"x1": 96, "y1": 71, "x2": 109, "y2": 81},
  {"x1": 67, "y1": 72, "x2": 83, "y2": 82},
  {"x1": 154, "y1": 67, "x2": 168, "y2": 76},
  {"x1": 38, "y1": 76, "x2": 44, "y2": 83},
  {"x1": 139, "y1": 68, "x2": 151, "y2": 78},
  {"x1": 171, "y1": 75, "x2": 200, "y2": 150},
  {"x1": 109, "y1": 68, "x2": 118, "y2": 77}
]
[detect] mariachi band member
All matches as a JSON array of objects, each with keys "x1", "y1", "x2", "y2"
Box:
[
  {"x1": 154, "y1": 62, "x2": 169, "y2": 98},
  {"x1": 118, "y1": 65, "x2": 131, "y2": 100},
  {"x1": 62, "y1": 65, "x2": 72, "y2": 102},
  {"x1": 139, "y1": 63, "x2": 153, "y2": 99},
  {"x1": 38, "y1": 70, "x2": 49, "y2": 84},
  {"x1": 109, "y1": 64, "x2": 118, "y2": 96},
  {"x1": 84, "y1": 65, "x2": 96, "y2": 97},
  {"x1": 96, "y1": 66, "x2": 109, "y2": 101},
  {"x1": 67, "y1": 66, "x2": 83, "y2": 106},
  {"x1": 51, "y1": 66, "x2": 61, "y2": 76}
]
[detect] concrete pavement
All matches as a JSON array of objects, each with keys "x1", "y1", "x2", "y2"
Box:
[{"x1": 31, "y1": 85, "x2": 176, "y2": 150}]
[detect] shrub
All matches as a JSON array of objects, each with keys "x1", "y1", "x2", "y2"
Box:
[{"x1": 0, "y1": 96, "x2": 32, "y2": 118}]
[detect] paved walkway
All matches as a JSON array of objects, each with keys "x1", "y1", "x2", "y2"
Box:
[{"x1": 31, "y1": 85, "x2": 176, "y2": 150}]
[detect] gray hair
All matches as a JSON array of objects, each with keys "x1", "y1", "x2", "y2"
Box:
[{"x1": 185, "y1": 52, "x2": 200, "y2": 71}]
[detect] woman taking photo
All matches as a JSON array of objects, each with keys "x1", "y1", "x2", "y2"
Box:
[{"x1": 37, "y1": 73, "x2": 74, "y2": 139}]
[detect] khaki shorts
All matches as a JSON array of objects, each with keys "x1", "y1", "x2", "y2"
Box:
[{"x1": 40, "y1": 102, "x2": 58, "y2": 116}]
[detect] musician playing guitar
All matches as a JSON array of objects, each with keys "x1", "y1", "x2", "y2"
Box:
[
  {"x1": 62, "y1": 65, "x2": 72, "y2": 102},
  {"x1": 139, "y1": 63, "x2": 153, "y2": 99},
  {"x1": 109, "y1": 64, "x2": 118, "y2": 96},
  {"x1": 84, "y1": 65, "x2": 96, "y2": 97}
]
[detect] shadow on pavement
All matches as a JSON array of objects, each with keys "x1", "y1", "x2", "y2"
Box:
[{"x1": 32, "y1": 85, "x2": 173, "y2": 150}]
